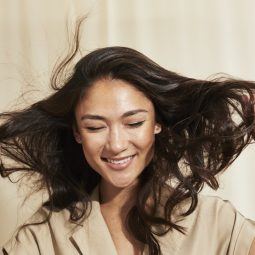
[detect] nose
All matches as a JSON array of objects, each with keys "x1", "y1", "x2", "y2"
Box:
[{"x1": 105, "y1": 125, "x2": 128, "y2": 154}]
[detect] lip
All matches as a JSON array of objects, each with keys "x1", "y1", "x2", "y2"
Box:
[
  {"x1": 101, "y1": 154, "x2": 136, "y2": 170},
  {"x1": 102, "y1": 154, "x2": 136, "y2": 161}
]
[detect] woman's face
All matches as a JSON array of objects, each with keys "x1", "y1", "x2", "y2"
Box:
[{"x1": 74, "y1": 78, "x2": 161, "y2": 189}]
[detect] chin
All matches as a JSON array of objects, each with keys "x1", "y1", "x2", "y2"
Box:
[{"x1": 112, "y1": 178, "x2": 139, "y2": 189}]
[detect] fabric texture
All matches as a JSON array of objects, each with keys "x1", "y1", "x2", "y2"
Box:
[{"x1": 2, "y1": 185, "x2": 255, "y2": 255}]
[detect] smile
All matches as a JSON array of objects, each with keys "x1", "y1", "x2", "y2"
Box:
[{"x1": 101, "y1": 155, "x2": 136, "y2": 170}]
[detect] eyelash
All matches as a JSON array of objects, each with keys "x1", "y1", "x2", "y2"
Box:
[{"x1": 86, "y1": 121, "x2": 145, "y2": 131}]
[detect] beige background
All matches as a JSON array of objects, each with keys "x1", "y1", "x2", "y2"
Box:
[{"x1": 0, "y1": 0, "x2": 255, "y2": 246}]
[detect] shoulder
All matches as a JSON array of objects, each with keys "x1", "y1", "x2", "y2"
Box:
[
  {"x1": 180, "y1": 194, "x2": 255, "y2": 255},
  {"x1": 18, "y1": 205, "x2": 78, "y2": 235},
  {"x1": 195, "y1": 195, "x2": 255, "y2": 227},
  {"x1": 195, "y1": 194, "x2": 255, "y2": 235},
  {"x1": 2, "y1": 206, "x2": 81, "y2": 255},
  {"x1": 196, "y1": 194, "x2": 239, "y2": 219},
  {"x1": 145, "y1": 194, "x2": 255, "y2": 255}
]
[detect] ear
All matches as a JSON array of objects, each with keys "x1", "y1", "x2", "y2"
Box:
[
  {"x1": 154, "y1": 123, "x2": 162, "y2": 134},
  {"x1": 72, "y1": 125, "x2": 82, "y2": 144}
]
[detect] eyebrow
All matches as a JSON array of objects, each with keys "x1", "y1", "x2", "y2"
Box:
[{"x1": 80, "y1": 109, "x2": 148, "y2": 121}]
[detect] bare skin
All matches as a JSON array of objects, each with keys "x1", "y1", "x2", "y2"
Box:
[
  {"x1": 249, "y1": 239, "x2": 255, "y2": 255},
  {"x1": 99, "y1": 181, "x2": 145, "y2": 255}
]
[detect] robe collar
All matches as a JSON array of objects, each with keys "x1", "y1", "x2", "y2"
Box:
[
  {"x1": 69, "y1": 185, "x2": 189, "y2": 255},
  {"x1": 69, "y1": 185, "x2": 118, "y2": 255}
]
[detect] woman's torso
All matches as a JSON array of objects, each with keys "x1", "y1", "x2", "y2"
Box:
[{"x1": 3, "y1": 186, "x2": 255, "y2": 255}]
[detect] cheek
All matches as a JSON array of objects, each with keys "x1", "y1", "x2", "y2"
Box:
[
  {"x1": 79, "y1": 133, "x2": 105, "y2": 158},
  {"x1": 132, "y1": 125, "x2": 156, "y2": 150},
  {"x1": 80, "y1": 140, "x2": 102, "y2": 172}
]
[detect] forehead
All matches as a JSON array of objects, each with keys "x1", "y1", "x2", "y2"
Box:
[{"x1": 76, "y1": 79, "x2": 155, "y2": 116}]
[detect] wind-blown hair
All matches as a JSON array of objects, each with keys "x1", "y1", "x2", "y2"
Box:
[{"x1": 1, "y1": 27, "x2": 255, "y2": 255}]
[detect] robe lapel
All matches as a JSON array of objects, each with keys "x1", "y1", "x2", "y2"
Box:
[
  {"x1": 70, "y1": 185, "x2": 118, "y2": 255},
  {"x1": 69, "y1": 185, "x2": 189, "y2": 255}
]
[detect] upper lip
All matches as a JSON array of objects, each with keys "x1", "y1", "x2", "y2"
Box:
[{"x1": 102, "y1": 154, "x2": 136, "y2": 160}]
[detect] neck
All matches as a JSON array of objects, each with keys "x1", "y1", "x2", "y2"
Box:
[{"x1": 99, "y1": 180, "x2": 139, "y2": 213}]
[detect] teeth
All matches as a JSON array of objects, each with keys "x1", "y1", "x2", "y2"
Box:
[{"x1": 106, "y1": 156, "x2": 133, "y2": 164}]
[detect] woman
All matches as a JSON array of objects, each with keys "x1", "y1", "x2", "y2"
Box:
[{"x1": 1, "y1": 42, "x2": 255, "y2": 254}]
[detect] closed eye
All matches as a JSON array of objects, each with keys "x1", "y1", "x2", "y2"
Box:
[
  {"x1": 128, "y1": 121, "x2": 145, "y2": 127},
  {"x1": 85, "y1": 121, "x2": 145, "y2": 132},
  {"x1": 86, "y1": 127, "x2": 104, "y2": 131}
]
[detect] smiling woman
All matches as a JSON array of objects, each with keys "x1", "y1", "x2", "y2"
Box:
[
  {"x1": 73, "y1": 78, "x2": 161, "y2": 191},
  {"x1": 1, "y1": 21, "x2": 255, "y2": 255}
]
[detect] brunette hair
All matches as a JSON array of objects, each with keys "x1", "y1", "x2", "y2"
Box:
[{"x1": 1, "y1": 22, "x2": 255, "y2": 255}]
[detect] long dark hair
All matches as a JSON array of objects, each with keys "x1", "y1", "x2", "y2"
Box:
[{"x1": 1, "y1": 21, "x2": 255, "y2": 255}]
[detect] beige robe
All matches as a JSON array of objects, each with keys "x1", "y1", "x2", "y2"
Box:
[{"x1": 2, "y1": 185, "x2": 255, "y2": 255}]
